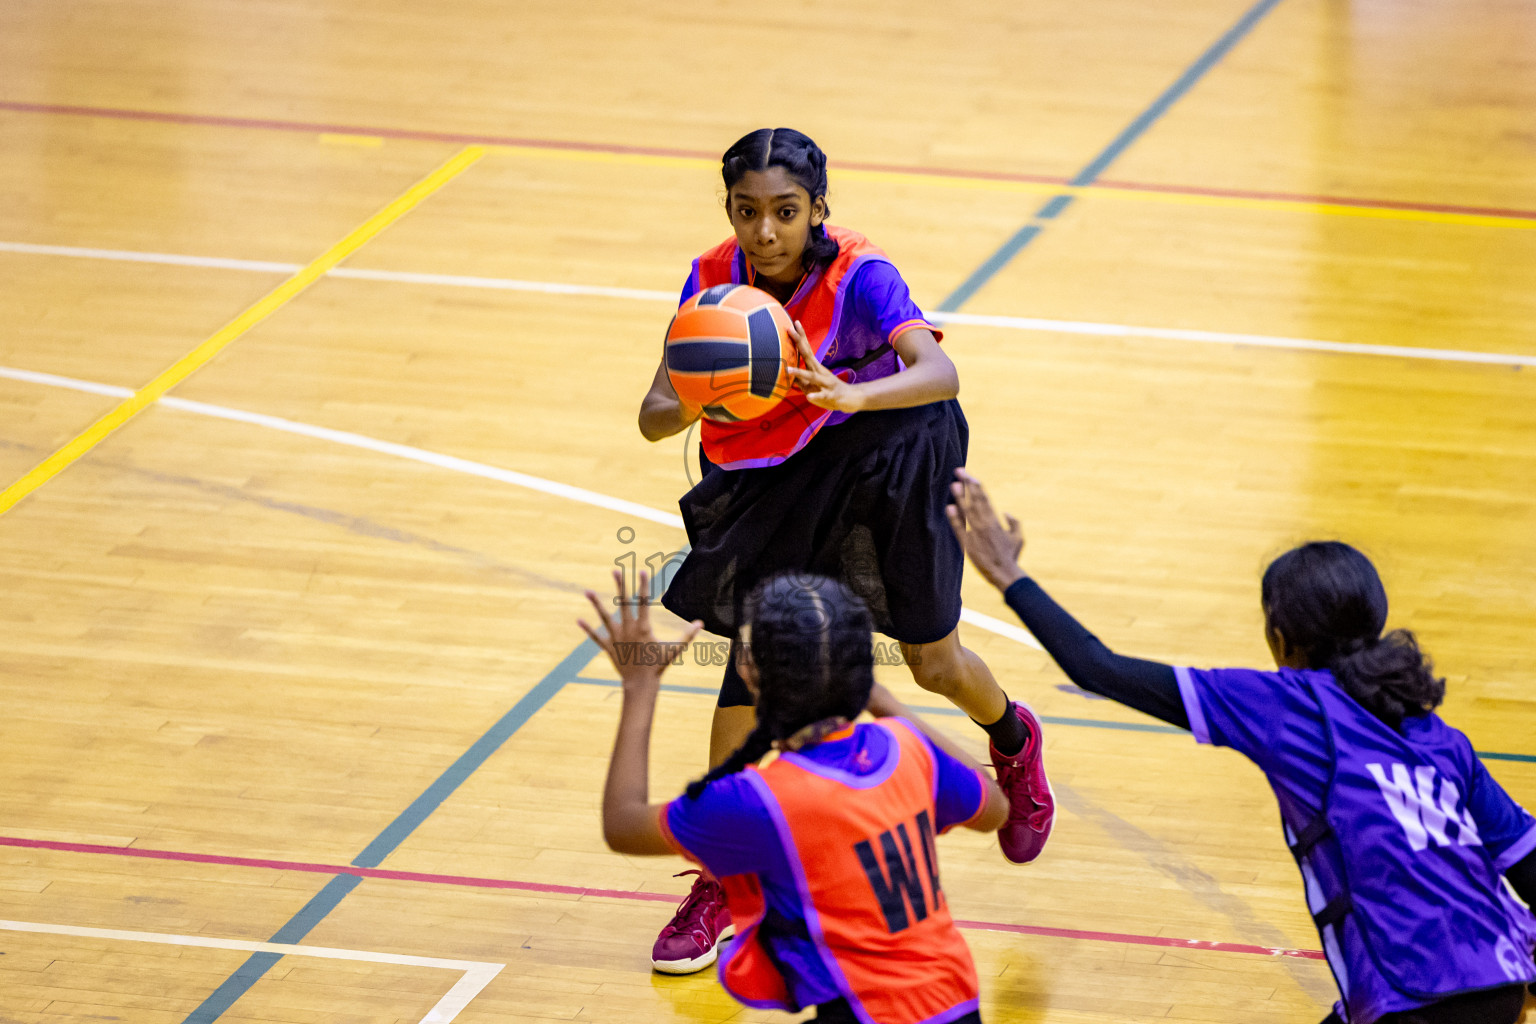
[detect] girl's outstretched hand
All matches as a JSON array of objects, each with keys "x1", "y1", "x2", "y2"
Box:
[
  {"x1": 578, "y1": 570, "x2": 702, "y2": 689},
  {"x1": 786, "y1": 320, "x2": 864, "y2": 412},
  {"x1": 946, "y1": 469, "x2": 1027, "y2": 592}
]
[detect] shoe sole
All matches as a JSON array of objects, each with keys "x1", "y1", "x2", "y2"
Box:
[{"x1": 650, "y1": 924, "x2": 736, "y2": 975}]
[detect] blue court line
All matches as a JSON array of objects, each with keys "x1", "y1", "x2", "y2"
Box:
[
  {"x1": 182, "y1": 638, "x2": 600, "y2": 1024},
  {"x1": 936, "y1": 0, "x2": 1286, "y2": 312},
  {"x1": 1476, "y1": 751, "x2": 1536, "y2": 764},
  {"x1": 185, "y1": 875, "x2": 364, "y2": 1023},
  {"x1": 351, "y1": 643, "x2": 593, "y2": 868},
  {"x1": 567, "y1": 676, "x2": 1536, "y2": 761},
  {"x1": 570, "y1": 676, "x2": 1185, "y2": 734},
  {"x1": 1034, "y1": 195, "x2": 1075, "y2": 220}
]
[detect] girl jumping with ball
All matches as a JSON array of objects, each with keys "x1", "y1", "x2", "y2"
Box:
[{"x1": 637, "y1": 128, "x2": 1054, "y2": 973}]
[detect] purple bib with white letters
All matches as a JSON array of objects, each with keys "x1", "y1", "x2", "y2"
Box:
[{"x1": 1287, "y1": 675, "x2": 1536, "y2": 1022}]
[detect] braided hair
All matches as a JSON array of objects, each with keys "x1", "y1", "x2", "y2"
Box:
[
  {"x1": 720, "y1": 128, "x2": 840, "y2": 274},
  {"x1": 685, "y1": 572, "x2": 875, "y2": 799},
  {"x1": 1261, "y1": 541, "x2": 1444, "y2": 728}
]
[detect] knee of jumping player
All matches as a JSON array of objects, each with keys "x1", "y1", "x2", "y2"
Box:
[{"x1": 903, "y1": 641, "x2": 967, "y2": 699}]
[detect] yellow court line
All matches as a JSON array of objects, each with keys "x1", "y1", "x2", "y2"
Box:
[
  {"x1": 0, "y1": 144, "x2": 488, "y2": 517},
  {"x1": 487, "y1": 144, "x2": 1536, "y2": 231}
]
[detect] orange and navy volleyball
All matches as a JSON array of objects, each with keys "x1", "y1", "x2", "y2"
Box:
[{"x1": 665, "y1": 285, "x2": 797, "y2": 422}]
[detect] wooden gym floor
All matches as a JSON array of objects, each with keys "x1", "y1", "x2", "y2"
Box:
[{"x1": 1, "y1": 0, "x2": 1533, "y2": 1021}]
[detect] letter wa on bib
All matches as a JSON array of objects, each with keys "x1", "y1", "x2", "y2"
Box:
[{"x1": 1301, "y1": 675, "x2": 1536, "y2": 1008}]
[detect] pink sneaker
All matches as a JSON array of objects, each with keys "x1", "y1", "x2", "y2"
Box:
[
  {"x1": 651, "y1": 870, "x2": 734, "y2": 974},
  {"x1": 990, "y1": 702, "x2": 1054, "y2": 864}
]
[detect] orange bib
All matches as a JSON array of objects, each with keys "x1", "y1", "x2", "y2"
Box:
[
  {"x1": 719, "y1": 720, "x2": 980, "y2": 1023},
  {"x1": 691, "y1": 226, "x2": 891, "y2": 470}
]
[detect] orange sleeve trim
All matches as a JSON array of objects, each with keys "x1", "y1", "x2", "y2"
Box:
[{"x1": 889, "y1": 319, "x2": 943, "y2": 345}]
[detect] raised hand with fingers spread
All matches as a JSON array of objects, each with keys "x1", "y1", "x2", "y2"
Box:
[
  {"x1": 945, "y1": 469, "x2": 1026, "y2": 592},
  {"x1": 582, "y1": 569, "x2": 702, "y2": 860},
  {"x1": 578, "y1": 568, "x2": 702, "y2": 692}
]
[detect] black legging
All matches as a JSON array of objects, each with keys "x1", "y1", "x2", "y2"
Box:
[{"x1": 1319, "y1": 983, "x2": 1528, "y2": 1024}]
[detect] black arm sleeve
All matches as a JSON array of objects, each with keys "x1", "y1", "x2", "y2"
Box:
[
  {"x1": 1003, "y1": 576, "x2": 1190, "y2": 730},
  {"x1": 1506, "y1": 848, "x2": 1536, "y2": 911}
]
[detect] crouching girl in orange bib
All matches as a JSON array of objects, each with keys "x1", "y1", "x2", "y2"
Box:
[{"x1": 581, "y1": 569, "x2": 1009, "y2": 1023}]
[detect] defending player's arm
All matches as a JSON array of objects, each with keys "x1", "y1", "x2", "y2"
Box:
[
  {"x1": 639, "y1": 359, "x2": 701, "y2": 441},
  {"x1": 1002, "y1": 576, "x2": 1190, "y2": 728},
  {"x1": 951, "y1": 470, "x2": 1536, "y2": 910},
  {"x1": 865, "y1": 683, "x2": 1010, "y2": 832},
  {"x1": 579, "y1": 570, "x2": 702, "y2": 854},
  {"x1": 945, "y1": 469, "x2": 1190, "y2": 729}
]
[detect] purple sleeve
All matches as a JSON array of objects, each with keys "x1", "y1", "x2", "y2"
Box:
[
  {"x1": 909, "y1": 724, "x2": 987, "y2": 833},
  {"x1": 1463, "y1": 757, "x2": 1536, "y2": 870},
  {"x1": 847, "y1": 261, "x2": 939, "y2": 345},
  {"x1": 662, "y1": 772, "x2": 778, "y2": 878},
  {"x1": 679, "y1": 264, "x2": 700, "y2": 306},
  {"x1": 1175, "y1": 666, "x2": 1325, "y2": 774}
]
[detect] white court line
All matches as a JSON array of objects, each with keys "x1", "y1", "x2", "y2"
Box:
[
  {"x1": 958, "y1": 607, "x2": 1044, "y2": 650},
  {"x1": 157, "y1": 397, "x2": 688, "y2": 529},
  {"x1": 330, "y1": 265, "x2": 678, "y2": 302},
  {"x1": 0, "y1": 918, "x2": 504, "y2": 1024},
  {"x1": 1, "y1": 365, "x2": 1045, "y2": 648},
  {"x1": 931, "y1": 310, "x2": 1536, "y2": 368},
  {"x1": 0, "y1": 240, "x2": 304, "y2": 274},
  {"x1": 0, "y1": 365, "x2": 134, "y2": 399},
  {"x1": 5, "y1": 239, "x2": 1534, "y2": 368}
]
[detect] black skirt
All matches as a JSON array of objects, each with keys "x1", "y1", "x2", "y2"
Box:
[{"x1": 661, "y1": 399, "x2": 968, "y2": 645}]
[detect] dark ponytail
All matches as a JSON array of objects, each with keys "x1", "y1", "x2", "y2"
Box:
[
  {"x1": 721, "y1": 128, "x2": 839, "y2": 273},
  {"x1": 685, "y1": 572, "x2": 875, "y2": 798},
  {"x1": 685, "y1": 719, "x2": 774, "y2": 800},
  {"x1": 1261, "y1": 542, "x2": 1444, "y2": 727}
]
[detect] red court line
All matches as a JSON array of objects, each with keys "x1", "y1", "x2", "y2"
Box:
[
  {"x1": 0, "y1": 835, "x2": 1324, "y2": 961},
  {"x1": 0, "y1": 100, "x2": 718, "y2": 160},
  {"x1": 0, "y1": 835, "x2": 676, "y2": 904},
  {"x1": 3, "y1": 99, "x2": 1533, "y2": 224}
]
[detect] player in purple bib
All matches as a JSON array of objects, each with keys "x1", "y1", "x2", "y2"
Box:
[{"x1": 945, "y1": 470, "x2": 1536, "y2": 1024}]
